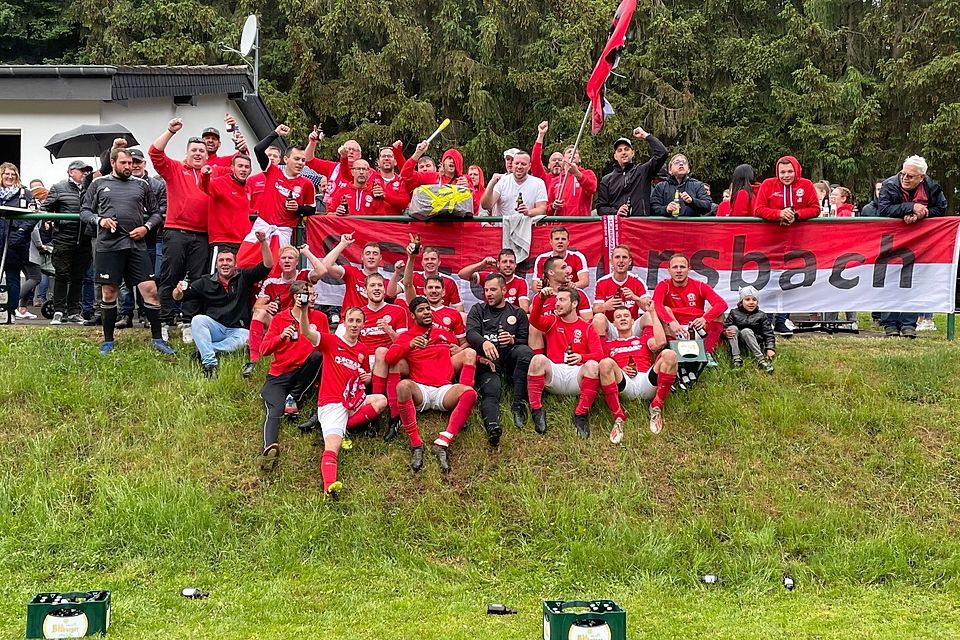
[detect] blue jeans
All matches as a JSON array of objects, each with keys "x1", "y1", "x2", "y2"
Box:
[
  {"x1": 191, "y1": 315, "x2": 249, "y2": 366},
  {"x1": 880, "y1": 312, "x2": 918, "y2": 330}
]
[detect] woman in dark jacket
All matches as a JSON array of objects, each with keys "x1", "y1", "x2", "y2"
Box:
[{"x1": 0, "y1": 162, "x2": 37, "y2": 323}]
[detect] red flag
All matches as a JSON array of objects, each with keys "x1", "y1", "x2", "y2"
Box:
[{"x1": 586, "y1": 0, "x2": 637, "y2": 135}]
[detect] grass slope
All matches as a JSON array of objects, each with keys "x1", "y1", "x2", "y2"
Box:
[{"x1": 1, "y1": 320, "x2": 960, "y2": 638}]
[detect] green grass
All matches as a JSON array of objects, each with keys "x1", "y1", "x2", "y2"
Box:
[{"x1": 2, "y1": 317, "x2": 960, "y2": 638}]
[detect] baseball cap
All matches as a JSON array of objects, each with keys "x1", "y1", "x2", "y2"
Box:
[
  {"x1": 68, "y1": 160, "x2": 93, "y2": 172},
  {"x1": 201, "y1": 127, "x2": 221, "y2": 139},
  {"x1": 613, "y1": 137, "x2": 633, "y2": 150},
  {"x1": 503, "y1": 148, "x2": 521, "y2": 159},
  {"x1": 127, "y1": 148, "x2": 145, "y2": 161}
]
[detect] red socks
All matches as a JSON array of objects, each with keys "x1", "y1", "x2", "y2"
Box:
[
  {"x1": 399, "y1": 398, "x2": 422, "y2": 448},
  {"x1": 652, "y1": 372, "x2": 676, "y2": 409},
  {"x1": 576, "y1": 376, "x2": 600, "y2": 416},
  {"x1": 601, "y1": 381, "x2": 625, "y2": 421},
  {"x1": 528, "y1": 374, "x2": 546, "y2": 409},
  {"x1": 347, "y1": 402, "x2": 380, "y2": 429},
  {"x1": 387, "y1": 372, "x2": 401, "y2": 418},
  {"x1": 321, "y1": 449, "x2": 338, "y2": 492},
  {"x1": 249, "y1": 319, "x2": 266, "y2": 362},
  {"x1": 372, "y1": 373, "x2": 387, "y2": 396},
  {"x1": 435, "y1": 388, "x2": 477, "y2": 447},
  {"x1": 459, "y1": 362, "x2": 476, "y2": 388}
]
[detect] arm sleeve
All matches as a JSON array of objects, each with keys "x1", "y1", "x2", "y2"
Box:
[
  {"x1": 594, "y1": 178, "x2": 616, "y2": 216},
  {"x1": 254, "y1": 132, "x2": 280, "y2": 170},
  {"x1": 691, "y1": 181, "x2": 713, "y2": 215},
  {"x1": 383, "y1": 181, "x2": 410, "y2": 211},
  {"x1": 753, "y1": 182, "x2": 783, "y2": 220},
  {"x1": 531, "y1": 141, "x2": 546, "y2": 180},
  {"x1": 583, "y1": 328, "x2": 605, "y2": 362},
  {"x1": 148, "y1": 146, "x2": 175, "y2": 180},
  {"x1": 876, "y1": 181, "x2": 914, "y2": 218},
  {"x1": 528, "y1": 293, "x2": 555, "y2": 333},
  {"x1": 929, "y1": 185, "x2": 948, "y2": 217},
  {"x1": 652, "y1": 281, "x2": 674, "y2": 324},
  {"x1": 143, "y1": 184, "x2": 163, "y2": 230},
  {"x1": 155, "y1": 180, "x2": 168, "y2": 220},
  {"x1": 639, "y1": 136, "x2": 668, "y2": 179},
  {"x1": 259, "y1": 320, "x2": 284, "y2": 356},
  {"x1": 794, "y1": 187, "x2": 821, "y2": 220},
  {"x1": 199, "y1": 172, "x2": 213, "y2": 195},
  {"x1": 41, "y1": 183, "x2": 60, "y2": 212},
  {"x1": 392, "y1": 141, "x2": 406, "y2": 170},
  {"x1": 79, "y1": 184, "x2": 97, "y2": 225},
  {"x1": 306, "y1": 157, "x2": 338, "y2": 177},
  {"x1": 759, "y1": 314, "x2": 777, "y2": 351},
  {"x1": 701, "y1": 283, "x2": 729, "y2": 323},
  {"x1": 579, "y1": 169, "x2": 598, "y2": 197},
  {"x1": 514, "y1": 310, "x2": 530, "y2": 345},
  {"x1": 650, "y1": 181, "x2": 669, "y2": 216},
  {"x1": 384, "y1": 335, "x2": 412, "y2": 365},
  {"x1": 465, "y1": 307, "x2": 485, "y2": 350}
]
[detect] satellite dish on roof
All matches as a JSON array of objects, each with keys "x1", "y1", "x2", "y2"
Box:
[{"x1": 239, "y1": 15, "x2": 258, "y2": 57}]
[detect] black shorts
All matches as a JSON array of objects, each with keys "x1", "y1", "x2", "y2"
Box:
[{"x1": 94, "y1": 249, "x2": 155, "y2": 286}]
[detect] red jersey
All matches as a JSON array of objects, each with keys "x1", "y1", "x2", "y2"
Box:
[
  {"x1": 478, "y1": 272, "x2": 529, "y2": 306},
  {"x1": 753, "y1": 156, "x2": 820, "y2": 221},
  {"x1": 370, "y1": 174, "x2": 411, "y2": 215},
  {"x1": 248, "y1": 172, "x2": 267, "y2": 213},
  {"x1": 206, "y1": 152, "x2": 238, "y2": 168},
  {"x1": 258, "y1": 269, "x2": 312, "y2": 309},
  {"x1": 594, "y1": 272, "x2": 647, "y2": 320},
  {"x1": 529, "y1": 294, "x2": 604, "y2": 364},
  {"x1": 531, "y1": 141, "x2": 598, "y2": 216},
  {"x1": 339, "y1": 264, "x2": 381, "y2": 310},
  {"x1": 148, "y1": 146, "x2": 208, "y2": 233},
  {"x1": 313, "y1": 332, "x2": 370, "y2": 406},
  {"x1": 261, "y1": 309, "x2": 330, "y2": 376},
  {"x1": 533, "y1": 250, "x2": 589, "y2": 281},
  {"x1": 359, "y1": 302, "x2": 409, "y2": 350},
  {"x1": 538, "y1": 287, "x2": 591, "y2": 317},
  {"x1": 384, "y1": 323, "x2": 457, "y2": 387},
  {"x1": 429, "y1": 304, "x2": 465, "y2": 339},
  {"x1": 306, "y1": 155, "x2": 352, "y2": 205},
  {"x1": 412, "y1": 271, "x2": 461, "y2": 307},
  {"x1": 605, "y1": 326, "x2": 655, "y2": 372},
  {"x1": 200, "y1": 172, "x2": 253, "y2": 244},
  {"x1": 257, "y1": 164, "x2": 316, "y2": 228},
  {"x1": 329, "y1": 182, "x2": 377, "y2": 216},
  {"x1": 653, "y1": 278, "x2": 728, "y2": 326}
]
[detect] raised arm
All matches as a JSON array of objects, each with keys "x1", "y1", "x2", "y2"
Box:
[{"x1": 320, "y1": 233, "x2": 353, "y2": 280}]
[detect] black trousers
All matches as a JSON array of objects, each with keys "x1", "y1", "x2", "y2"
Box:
[
  {"x1": 158, "y1": 229, "x2": 209, "y2": 323},
  {"x1": 476, "y1": 344, "x2": 533, "y2": 432},
  {"x1": 259, "y1": 352, "x2": 323, "y2": 449}
]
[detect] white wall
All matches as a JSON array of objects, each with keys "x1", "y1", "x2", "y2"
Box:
[{"x1": 0, "y1": 94, "x2": 261, "y2": 189}]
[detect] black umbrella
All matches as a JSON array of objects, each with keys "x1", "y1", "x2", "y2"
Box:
[{"x1": 44, "y1": 123, "x2": 138, "y2": 159}]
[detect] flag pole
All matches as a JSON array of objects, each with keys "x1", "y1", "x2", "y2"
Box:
[{"x1": 556, "y1": 104, "x2": 592, "y2": 202}]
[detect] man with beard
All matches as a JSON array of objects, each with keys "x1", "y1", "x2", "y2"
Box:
[
  {"x1": 595, "y1": 127, "x2": 668, "y2": 217},
  {"x1": 458, "y1": 248, "x2": 529, "y2": 312},
  {"x1": 592, "y1": 244, "x2": 648, "y2": 339},
  {"x1": 532, "y1": 121, "x2": 598, "y2": 216},
  {"x1": 199, "y1": 154, "x2": 253, "y2": 262},
  {"x1": 370, "y1": 144, "x2": 410, "y2": 215}
]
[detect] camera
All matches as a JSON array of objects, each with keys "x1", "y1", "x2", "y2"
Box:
[{"x1": 295, "y1": 292, "x2": 309, "y2": 305}]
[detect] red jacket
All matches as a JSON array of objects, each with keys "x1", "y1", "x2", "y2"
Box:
[
  {"x1": 370, "y1": 174, "x2": 410, "y2": 215},
  {"x1": 199, "y1": 172, "x2": 253, "y2": 244},
  {"x1": 261, "y1": 309, "x2": 330, "y2": 376},
  {"x1": 716, "y1": 184, "x2": 761, "y2": 217},
  {"x1": 836, "y1": 202, "x2": 854, "y2": 218},
  {"x1": 330, "y1": 182, "x2": 378, "y2": 216},
  {"x1": 400, "y1": 148, "x2": 464, "y2": 190},
  {"x1": 149, "y1": 146, "x2": 209, "y2": 233},
  {"x1": 531, "y1": 141, "x2": 597, "y2": 215},
  {"x1": 754, "y1": 156, "x2": 820, "y2": 221}
]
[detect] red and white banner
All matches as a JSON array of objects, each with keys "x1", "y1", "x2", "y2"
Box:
[{"x1": 305, "y1": 217, "x2": 960, "y2": 313}]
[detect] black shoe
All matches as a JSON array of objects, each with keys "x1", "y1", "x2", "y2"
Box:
[
  {"x1": 532, "y1": 408, "x2": 547, "y2": 435},
  {"x1": 774, "y1": 320, "x2": 794, "y2": 336},
  {"x1": 432, "y1": 444, "x2": 451, "y2": 474},
  {"x1": 487, "y1": 425, "x2": 502, "y2": 447},
  {"x1": 363, "y1": 416, "x2": 381, "y2": 438},
  {"x1": 383, "y1": 416, "x2": 401, "y2": 442},
  {"x1": 298, "y1": 413, "x2": 320, "y2": 433},
  {"x1": 115, "y1": 315, "x2": 133, "y2": 329},
  {"x1": 511, "y1": 403, "x2": 527, "y2": 430},
  {"x1": 83, "y1": 313, "x2": 102, "y2": 326},
  {"x1": 410, "y1": 446, "x2": 424, "y2": 472},
  {"x1": 732, "y1": 355, "x2": 743, "y2": 368},
  {"x1": 203, "y1": 364, "x2": 218, "y2": 378},
  {"x1": 573, "y1": 413, "x2": 590, "y2": 439},
  {"x1": 901, "y1": 326, "x2": 917, "y2": 339},
  {"x1": 241, "y1": 361, "x2": 256, "y2": 378}
]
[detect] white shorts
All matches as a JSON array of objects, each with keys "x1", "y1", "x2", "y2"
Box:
[
  {"x1": 415, "y1": 383, "x2": 455, "y2": 412},
  {"x1": 546, "y1": 363, "x2": 583, "y2": 395},
  {"x1": 621, "y1": 366, "x2": 657, "y2": 401},
  {"x1": 317, "y1": 402, "x2": 358, "y2": 439},
  {"x1": 243, "y1": 217, "x2": 293, "y2": 247},
  {"x1": 606, "y1": 315, "x2": 650, "y2": 340}
]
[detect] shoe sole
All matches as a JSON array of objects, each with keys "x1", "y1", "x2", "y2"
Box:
[{"x1": 260, "y1": 446, "x2": 280, "y2": 471}]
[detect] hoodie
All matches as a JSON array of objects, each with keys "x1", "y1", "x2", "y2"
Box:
[
  {"x1": 753, "y1": 156, "x2": 820, "y2": 222},
  {"x1": 400, "y1": 148, "x2": 463, "y2": 190},
  {"x1": 469, "y1": 164, "x2": 486, "y2": 213}
]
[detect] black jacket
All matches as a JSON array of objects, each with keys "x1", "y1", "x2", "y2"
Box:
[
  {"x1": 876, "y1": 174, "x2": 948, "y2": 218},
  {"x1": 0, "y1": 188, "x2": 37, "y2": 271},
  {"x1": 466, "y1": 301, "x2": 529, "y2": 352},
  {"x1": 650, "y1": 175, "x2": 713, "y2": 217},
  {"x1": 79, "y1": 175, "x2": 162, "y2": 253},
  {"x1": 181, "y1": 263, "x2": 271, "y2": 328},
  {"x1": 594, "y1": 135, "x2": 668, "y2": 217},
  {"x1": 44, "y1": 178, "x2": 95, "y2": 245},
  {"x1": 723, "y1": 305, "x2": 776, "y2": 352}
]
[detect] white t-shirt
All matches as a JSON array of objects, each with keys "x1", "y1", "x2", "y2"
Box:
[{"x1": 491, "y1": 174, "x2": 548, "y2": 217}]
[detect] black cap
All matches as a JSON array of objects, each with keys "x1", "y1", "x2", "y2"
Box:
[
  {"x1": 613, "y1": 137, "x2": 633, "y2": 150},
  {"x1": 127, "y1": 148, "x2": 145, "y2": 160},
  {"x1": 67, "y1": 160, "x2": 93, "y2": 172},
  {"x1": 408, "y1": 296, "x2": 429, "y2": 314},
  {"x1": 201, "y1": 127, "x2": 220, "y2": 139}
]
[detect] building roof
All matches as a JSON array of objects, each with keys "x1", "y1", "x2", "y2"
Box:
[{"x1": 0, "y1": 65, "x2": 277, "y2": 140}]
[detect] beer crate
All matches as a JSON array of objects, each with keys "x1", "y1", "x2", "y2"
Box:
[
  {"x1": 26, "y1": 591, "x2": 110, "y2": 638},
  {"x1": 542, "y1": 600, "x2": 626, "y2": 640}
]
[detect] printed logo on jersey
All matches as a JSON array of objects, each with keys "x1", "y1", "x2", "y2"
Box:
[
  {"x1": 796, "y1": 188, "x2": 804, "y2": 198},
  {"x1": 506, "y1": 315, "x2": 517, "y2": 325},
  {"x1": 508, "y1": 288, "x2": 517, "y2": 297},
  {"x1": 573, "y1": 329, "x2": 583, "y2": 341}
]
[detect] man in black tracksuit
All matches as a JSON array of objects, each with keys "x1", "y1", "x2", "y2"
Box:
[
  {"x1": 465, "y1": 272, "x2": 533, "y2": 447},
  {"x1": 43, "y1": 160, "x2": 94, "y2": 323},
  {"x1": 594, "y1": 127, "x2": 668, "y2": 217}
]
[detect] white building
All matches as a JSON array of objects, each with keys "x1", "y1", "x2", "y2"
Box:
[{"x1": 0, "y1": 65, "x2": 277, "y2": 187}]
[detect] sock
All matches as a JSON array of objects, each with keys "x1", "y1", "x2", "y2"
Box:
[
  {"x1": 372, "y1": 373, "x2": 387, "y2": 396},
  {"x1": 576, "y1": 376, "x2": 600, "y2": 416},
  {"x1": 652, "y1": 372, "x2": 677, "y2": 409},
  {"x1": 399, "y1": 398, "x2": 422, "y2": 448},
  {"x1": 144, "y1": 304, "x2": 162, "y2": 340},
  {"x1": 249, "y1": 319, "x2": 266, "y2": 362},
  {"x1": 347, "y1": 403, "x2": 380, "y2": 430},
  {"x1": 459, "y1": 362, "x2": 476, "y2": 387},
  {"x1": 435, "y1": 388, "x2": 477, "y2": 447},
  {"x1": 102, "y1": 302, "x2": 118, "y2": 343},
  {"x1": 321, "y1": 450, "x2": 338, "y2": 492},
  {"x1": 387, "y1": 372, "x2": 401, "y2": 418},
  {"x1": 601, "y1": 381, "x2": 625, "y2": 421},
  {"x1": 533, "y1": 347, "x2": 545, "y2": 356},
  {"x1": 528, "y1": 374, "x2": 546, "y2": 410}
]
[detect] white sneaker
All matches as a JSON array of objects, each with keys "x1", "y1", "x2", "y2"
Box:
[
  {"x1": 609, "y1": 417, "x2": 625, "y2": 444},
  {"x1": 15, "y1": 309, "x2": 36, "y2": 319},
  {"x1": 649, "y1": 406, "x2": 663, "y2": 435},
  {"x1": 784, "y1": 319, "x2": 797, "y2": 331},
  {"x1": 50, "y1": 311, "x2": 63, "y2": 325},
  {"x1": 160, "y1": 325, "x2": 170, "y2": 342},
  {"x1": 181, "y1": 325, "x2": 193, "y2": 344},
  {"x1": 918, "y1": 319, "x2": 937, "y2": 331}
]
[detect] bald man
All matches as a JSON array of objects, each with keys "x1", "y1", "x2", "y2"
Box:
[{"x1": 330, "y1": 159, "x2": 377, "y2": 216}]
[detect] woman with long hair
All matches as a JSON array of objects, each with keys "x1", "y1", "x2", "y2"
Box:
[
  {"x1": 716, "y1": 164, "x2": 757, "y2": 216},
  {"x1": 0, "y1": 162, "x2": 37, "y2": 323}
]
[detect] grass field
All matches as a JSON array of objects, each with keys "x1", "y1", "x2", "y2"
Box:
[{"x1": 1, "y1": 319, "x2": 960, "y2": 638}]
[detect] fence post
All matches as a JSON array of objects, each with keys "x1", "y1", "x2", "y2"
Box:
[{"x1": 948, "y1": 313, "x2": 955, "y2": 341}]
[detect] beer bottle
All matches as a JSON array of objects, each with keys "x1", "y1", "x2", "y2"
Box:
[
  {"x1": 515, "y1": 193, "x2": 524, "y2": 212},
  {"x1": 18, "y1": 189, "x2": 27, "y2": 209},
  {"x1": 565, "y1": 342, "x2": 574, "y2": 356},
  {"x1": 340, "y1": 195, "x2": 349, "y2": 213},
  {"x1": 627, "y1": 354, "x2": 636, "y2": 370},
  {"x1": 625, "y1": 196, "x2": 632, "y2": 216},
  {"x1": 672, "y1": 190, "x2": 681, "y2": 217}
]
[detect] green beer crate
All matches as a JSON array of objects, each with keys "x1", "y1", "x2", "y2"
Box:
[
  {"x1": 543, "y1": 600, "x2": 626, "y2": 640},
  {"x1": 26, "y1": 591, "x2": 110, "y2": 639}
]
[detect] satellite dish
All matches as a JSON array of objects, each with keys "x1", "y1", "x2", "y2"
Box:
[{"x1": 239, "y1": 15, "x2": 258, "y2": 57}]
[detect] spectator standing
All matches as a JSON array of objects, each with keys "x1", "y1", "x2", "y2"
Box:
[
  {"x1": 43, "y1": 160, "x2": 94, "y2": 324},
  {"x1": 716, "y1": 164, "x2": 758, "y2": 217},
  {"x1": 480, "y1": 151, "x2": 548, "y2": 218},
  {"x1": 650, "y1": 154, "x2": 713, "y2": 217},
  {"x1": 594, "y1": 127, "x2": 668, "y2": 217},
  {"x1": 0, "y1": 162, "x2": 36, "y2": 324}
]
